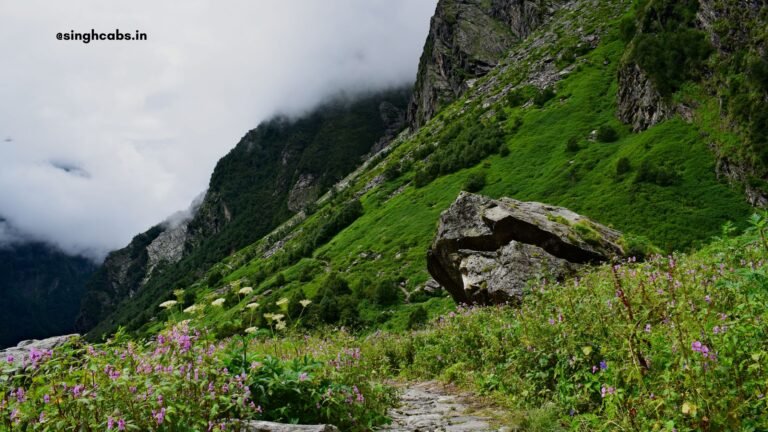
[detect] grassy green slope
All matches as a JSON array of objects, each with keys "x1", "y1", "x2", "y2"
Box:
[{"x1": 143, "y1": 0, "x2": 751, "y2": 338}]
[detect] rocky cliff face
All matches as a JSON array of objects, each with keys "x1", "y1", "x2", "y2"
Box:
[
  {"x1": 427, "y1": 193, "x2": 624, "y2": 305},
  {"x1": 617, "y1": 62, "x2": 672, "y2": 132},
  {"x1": 407, "y1": 0, "x2": 557, "y2": 129}
]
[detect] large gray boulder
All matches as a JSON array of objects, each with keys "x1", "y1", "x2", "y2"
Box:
[{"x1": 427, "y1": 193, "x2": 624, "y2": 305}]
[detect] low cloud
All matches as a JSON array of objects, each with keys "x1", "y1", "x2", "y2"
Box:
[{"x1": 0, "y1": 0, "x2": 437, "y2": 261}]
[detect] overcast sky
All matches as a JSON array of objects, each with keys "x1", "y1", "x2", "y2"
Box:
[{"x1": 0, "y1": 0, "x2": 437, "y2": 260}]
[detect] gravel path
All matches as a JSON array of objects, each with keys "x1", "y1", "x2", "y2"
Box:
[{"x1": 377, "y1": 381, "x2": 508, "y2": 432}]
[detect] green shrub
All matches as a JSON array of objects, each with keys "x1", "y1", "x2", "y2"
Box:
[
  {"x1": 596, "y1": 125, "x2": 619, "y2": 143},
  {"x1": 413, "y1": 168, "x2": 434, "y2": 188},
  {"x1": 634, "y1": 159, "x2": 681, "y2": 186},
  {"x1": 618, "y1": 16, "x2": 636, "y2": 42},
  {"x1": 463, "y1": 171, "x2": 487, "y2": 193},
  {"x1": 407, "y1": 306, "x2": 429, "y2": 329},
  {"x1": 616, "y1": 157, "x2": 631, "y2": 176},
  {"x1": 619, "y1": 234, "x2": 660, "y2": 259},
  {"x1": 533, "y1": 88, "x2": 556, "y2": 107},
  {"x1": 566, "y1": 136, "x2": 581, "y2": 152},
  {"x1": 373, "y1": 279, "x2": 400, "y2": 307},
  {"x1": 207, "y1": 271, "x2": 223, "y2": 287},
  {"x1": 627, "y1": 0, "x2": 712, "y2": 96}
]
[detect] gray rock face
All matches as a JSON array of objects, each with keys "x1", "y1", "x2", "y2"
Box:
[
  {"x1": 616, "y1": 62, "x2": 671, "y2": 132},
  {"x1": 427, "y1": 192, "x2": 624, "y2": 305},
  {"x1": 287, "y1": 174, "x2": 320, "y2": 212},
  {"x1": 407, "y1": 0, "x2": 555, "y2": 129},
  {"x1": 242, "y1": 421, "x2": 339, "y2": 432},
  {"x1": 145, "y1": 220, "x2": 189, "y2": 281}
]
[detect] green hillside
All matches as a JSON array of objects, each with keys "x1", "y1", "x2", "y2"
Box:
[{"x1": 130, "y1": 0, "x2": 752, "y2": 339}]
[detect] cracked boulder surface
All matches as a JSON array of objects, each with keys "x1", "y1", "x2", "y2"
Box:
[{"x1": 427, "y1": 192, "x2": 624, "y2": 305}]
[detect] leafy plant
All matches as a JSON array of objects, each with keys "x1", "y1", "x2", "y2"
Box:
[
  {"x1": 596, "y1": 125, "x2": 619, "y2": 143},
  {"x1": 463, "y1": 172, "x2": 487, "y2": 193}
]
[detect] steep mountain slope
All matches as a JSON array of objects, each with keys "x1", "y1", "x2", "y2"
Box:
[
  {"x1": 79, "y1": 89, "x2": 410, "y2": 337},
  {"x1": 87, "y1": 0, "x2": 764, "y2": 340},
  {"x1": 0, "y1": 241, "x2": 95, "y2": 348},
  {"x1": 408, "y1": 0, "x2": 558, "y2": 128}
]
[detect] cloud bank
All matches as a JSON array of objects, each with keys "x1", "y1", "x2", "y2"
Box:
[{"x1": 0, "y1": 0, "x2": 437, "y2": 260}]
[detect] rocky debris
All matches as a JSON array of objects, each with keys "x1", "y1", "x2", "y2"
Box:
[
  {"x1": 242, "y1": 421, "x2": 339, "y2": 432},
  {"x1": 1, "y1": 334, "x2": 79, "y2": 370},
  {"x1": 427, "y1": 192, "x2": 624, "y2": 305},
  {"x1": 263, "y1": 228, "x2": 302, "y2": 259},
  {"x1": 355, "y1": 174, "x2": 386, "y2": 199},
  {"x1": 378, "y1": 381, "x2": 503, "y2": 432},
  {"x1": 288, "y1": 174, "x2": 321, "y2": 212},
  {"x1": 407, "y1": 0, "x2": 558, "y2": 129},
  {"x1": 423, "y1": 278, "x2": 443, "y2": 294},
  {"x1": 617, "y1": 62, "x2": 672, "y2": 132}
]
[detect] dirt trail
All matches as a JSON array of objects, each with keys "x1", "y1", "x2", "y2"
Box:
[{"x1": 377, "y1": 381, "x2": 511, "y2": 432}]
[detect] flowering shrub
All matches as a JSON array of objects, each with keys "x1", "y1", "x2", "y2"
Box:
[{"x1": 0, "y1": 322, "x2": 394, "y2": 431}]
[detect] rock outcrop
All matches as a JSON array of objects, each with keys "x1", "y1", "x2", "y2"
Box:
[
  {"x1": 0, "y1": 334, "x2": 79, "y2": 371},
  {"x1": 427, "y1": 193, "x2": 624, "y2": 305},
  {"x1": 407, "y1": 0, "x2": 557, "y2": 129},
  {"x1": 616, "y1": 62, "x2": 672, "y2": 132},
  {"x1": 287, "y1": 174, "x2": 320, "y2": 212},
  {"x1": 145, "y1": 220, "x2": 189, "y2": 281}
]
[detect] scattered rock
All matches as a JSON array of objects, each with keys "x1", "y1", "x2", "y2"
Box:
[
  {"x1": 423, "y1": 278, "x2": 443, "y2": 294},
  {"x1": 242, "y1": 421, "x2": 339, "y2": 432},
  {"x1": 427, "y1": 192, "x2": 624, "y2": 305}
]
